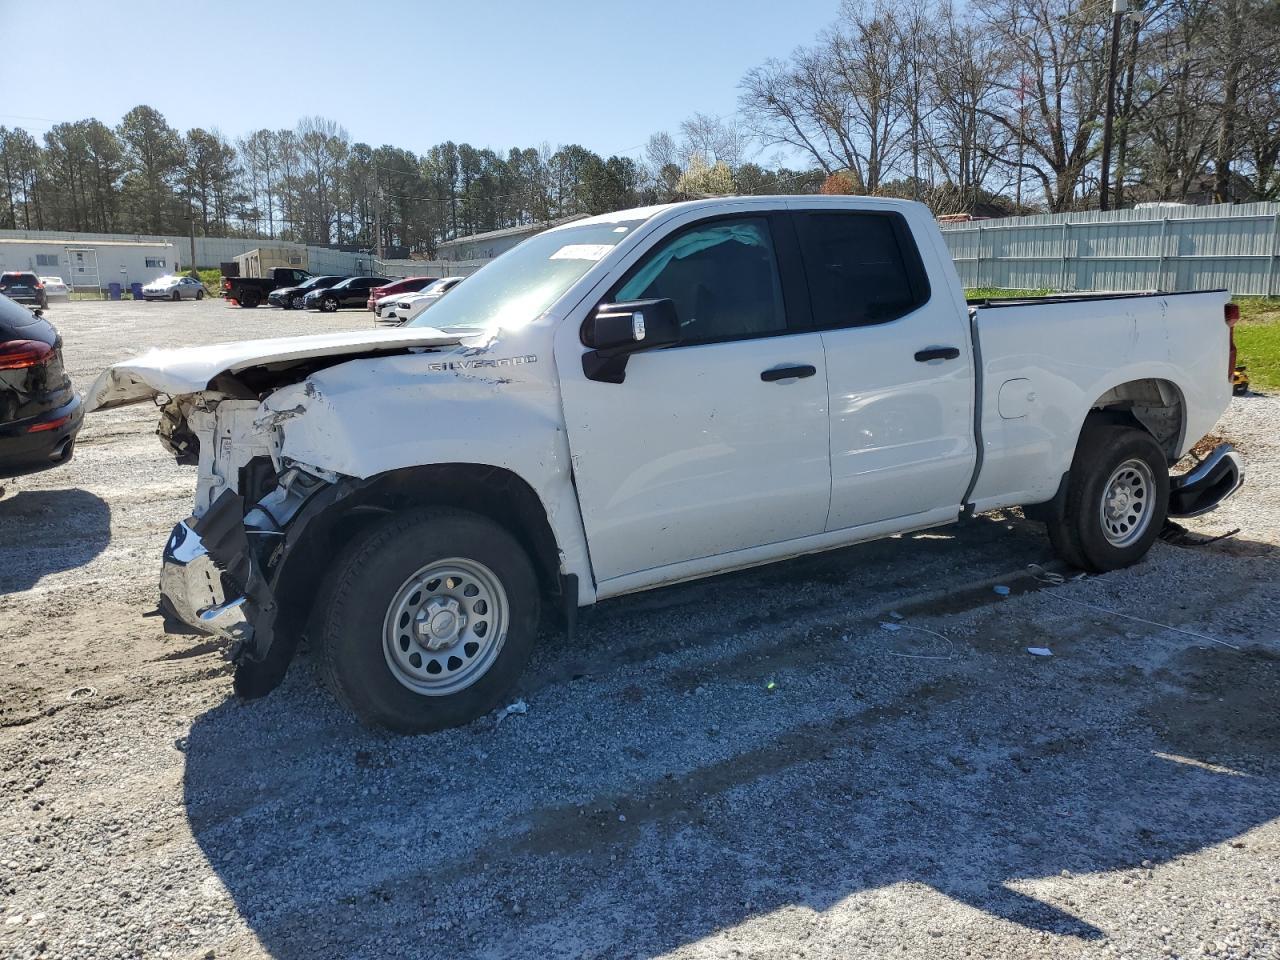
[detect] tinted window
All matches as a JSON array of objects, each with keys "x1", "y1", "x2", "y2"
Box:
[
  {"x1": 797, "y1": 212, "x2": 930, "y2": 328},
  {"x1": 616, "y1": 217, "x2": 787, "y2": 345}
]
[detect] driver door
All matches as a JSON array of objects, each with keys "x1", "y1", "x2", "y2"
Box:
[{"x1": 555, "y1": 212, "x2": 832, "y2": 588}]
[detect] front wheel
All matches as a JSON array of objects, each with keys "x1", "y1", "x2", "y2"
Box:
[
  {"x1": 320, "y1": 296, "x2": 338, "y2": 313},
  {"x1": 172, "y1": 289, "x2": 181, "y2": 302},
  {"x1": 317, "y1": 508, "x2": 541, "y2": 733},
  {"x1": 1044, "y1": 422, "x2": 1169, "y2": 572}
]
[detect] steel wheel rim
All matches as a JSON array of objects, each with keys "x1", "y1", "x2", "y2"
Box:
[
  {"x1": 1099, "y1": 457, "x2": 1155, "y2": 547},
  {"x1": 381, "y1": 557, "x2": 509, "y2": 696}
]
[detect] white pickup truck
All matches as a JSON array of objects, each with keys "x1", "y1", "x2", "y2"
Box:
[{"x1": 90, "y1": 197, "x2": 1244, "y2": 733}]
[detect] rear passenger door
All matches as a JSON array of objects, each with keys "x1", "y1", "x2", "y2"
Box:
[{"x1": 793, "y1": 208, "x2": 976, "y2": 530}]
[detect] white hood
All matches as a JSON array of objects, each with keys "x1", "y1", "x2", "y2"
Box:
[{"x1": 87, "y1": 327, "x2": 467, "y2": 410}]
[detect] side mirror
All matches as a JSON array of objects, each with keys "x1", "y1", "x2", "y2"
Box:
[{"x1": 582, "y1": 298, "x2": 679, "y2": 383}]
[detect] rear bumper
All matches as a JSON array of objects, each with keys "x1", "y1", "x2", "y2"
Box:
[
  {"x1": 1169, "y1": 443, "x2": 1245, "y2": 518},
  {"x1": 0, "y1": 393, "x2": 83, "y2": 478}
]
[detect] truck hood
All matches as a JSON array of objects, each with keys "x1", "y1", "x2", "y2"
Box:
[{"x1": 87, "y1": 327, "x2": 468, "y2": 410}]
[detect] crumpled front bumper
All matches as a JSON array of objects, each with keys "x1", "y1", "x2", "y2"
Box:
[{"x1": 160, "y1": 516, "x2": 256, "y2": 646}]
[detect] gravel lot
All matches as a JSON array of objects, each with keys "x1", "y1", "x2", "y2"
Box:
[{"x1": 1, "y1": 298, "x2": 1278, "y2": 960}]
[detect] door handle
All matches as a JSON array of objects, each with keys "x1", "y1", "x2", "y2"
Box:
[
  {"x1": 914, "y1": 346, "x2": 961, "y2": 362},
  {"x1": 760, "y1": 364, "x2": 817, "y2": 382}
]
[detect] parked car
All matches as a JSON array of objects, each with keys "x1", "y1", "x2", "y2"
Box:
[
  {"x1": 223, "y1": 267, "x2": 311, "y2": 309},
  {"x1": 377, "y1": 276, "x2": 465, "y2": 325},
  {"x1": 303, "y1": 276, "x2": 389, "y2": 312},
  {"x1": 366, "y1": 277, "x2": 435, "y2": 312},
  {"x1": 0, "y1": 272, "x2": 48, "y2": 310},
  {"x1": 40, "y1": 277, "x2": 71, "y2": 300},
  {"x1": 89, "y1": 196, "x2": 1244, "y2": 734},
  {"x1": 269, "y1": 275, "x2": 346, "y2": 311},
  {"x1": 141, "y1": 275, "x2": 206, "y2": 301},
  {"x1": 0, "y1": 294, "x2": 82, "y2": 481}
]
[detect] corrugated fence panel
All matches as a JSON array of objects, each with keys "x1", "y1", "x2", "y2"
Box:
[
  {"x1": 374, "y1": 259, "x2": 488, "y2": 279},
  {"x1": 940, "y1": 203, "x2": 1280, "y2": 296}
]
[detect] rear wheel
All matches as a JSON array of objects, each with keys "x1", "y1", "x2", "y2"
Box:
[
  {"x1": 317, "y1": 508, "x2": 540, "y2": 733},
  {"x1": 240, "y1": 292, "x2": 260, "y2": 308},
  {"x1": 1045, "y1": 422, "x2": 1169, "y2": 572},
  {"x1": 195, "y1": 289, "x2": 204, "y2": 300}
]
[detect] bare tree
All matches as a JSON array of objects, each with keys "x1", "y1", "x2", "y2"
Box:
[
  {"x1": 971, "y1": 0, "x2": 1110, "y2": 211},
  {"x1": 740, "y1": 0, "x2": 913, "y2": 192},
  {"x1": 926, "y1": 0, "x2": 1013, "y2": 206}
]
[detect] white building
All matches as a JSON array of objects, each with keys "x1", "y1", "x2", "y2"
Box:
[{"x1": 0, "y1": 238, "x2": 178, "y2": 292}]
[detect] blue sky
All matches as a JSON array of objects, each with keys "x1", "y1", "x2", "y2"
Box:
[{"x1": 1, "y1": 0, "x2": 839, "y2": 162}]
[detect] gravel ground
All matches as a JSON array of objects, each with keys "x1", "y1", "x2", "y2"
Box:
[{"x1": 1, "y1": 299, "x2": 1277, "y2": 960}]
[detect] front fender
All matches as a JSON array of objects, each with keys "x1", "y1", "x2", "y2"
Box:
[{"x1": 260, "y1": 350, "x2": 595, "y2": 601}]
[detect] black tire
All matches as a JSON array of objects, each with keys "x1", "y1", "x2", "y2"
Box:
[
  {"x1": 196, "y1": 289, "x2": 204, "y2": 300},
  {"x1": 240, "y1": 292, "x2": 260, "y2": 308},
  {"x1": 321, "y1": 296, "x2": 338, "y2": 313},
  {"x1": 316, "y1": 508, "x2": 541, "y2": 734},
  {"x1": 172, "y1": 289, "x2": 181, "y2": 302},
  {"x1": 1045, "y1": 422, "x2": 1169, "y2": 572}
]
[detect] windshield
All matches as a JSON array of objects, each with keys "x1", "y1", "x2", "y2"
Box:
[{"x1": 407, "y1": 220, "x2": 644, "y2": 331}]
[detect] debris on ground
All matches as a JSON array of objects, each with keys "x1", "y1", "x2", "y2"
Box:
[{"x1": 495, "y1": 699, "x2": 528, "y2": 728}]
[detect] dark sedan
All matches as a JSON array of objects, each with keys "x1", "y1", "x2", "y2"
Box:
[
  {"x1": 269, "y1": 274, "x2": 346, "y2": 310},
  {"x1": 0, "y1": 295, "x2": 82, "y2": 481},
  {"x1": 303, "y1": 276, "x2": 389, "y2": 312}
]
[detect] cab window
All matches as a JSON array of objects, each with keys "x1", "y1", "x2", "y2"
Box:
[{"x1": 615, "y1": 216, "x2": 787, "y2": 345}]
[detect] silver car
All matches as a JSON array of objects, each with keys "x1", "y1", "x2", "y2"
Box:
[{"x1": 141, "y1": 275, "x2": 206, "y2": 301}]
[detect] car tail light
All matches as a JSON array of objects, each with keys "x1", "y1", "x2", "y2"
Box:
[
  {"x1": 222, "y1": 278, "x2": 231, "y2": 290},
  {"x1": 0, "y1": 339, "x2": 54, "y2": 370},
  {"x1": 1225, "y1": 303, "x2": 1239, "y2": 385},
  {"x1": 28, "y1": 412, "x2": 71, "y2": 433}
]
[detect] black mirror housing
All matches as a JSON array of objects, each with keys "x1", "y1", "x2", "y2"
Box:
[{"x1": 582, "y1": 298, "x2": 679, "y2": 383}]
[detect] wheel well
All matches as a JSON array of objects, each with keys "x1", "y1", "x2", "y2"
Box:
[
  {"x1": 272, "y1": 464, "x2": 563, "y2": 641},
  {"x1": 1087, "y1": 378, "x2": 1185, "y2": 464}
]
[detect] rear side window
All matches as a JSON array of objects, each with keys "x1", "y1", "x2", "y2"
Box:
[
  {"x1": 796, "y1": 212, "x2": 930, "y2": 328},
  {"x1": 615, "y1": 216, "x2": 788, "y2": 345}
]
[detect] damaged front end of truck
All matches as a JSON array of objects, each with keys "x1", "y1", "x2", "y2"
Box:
[{"x1": 88, "y1": 328, "x2": 480, "y2": 697}]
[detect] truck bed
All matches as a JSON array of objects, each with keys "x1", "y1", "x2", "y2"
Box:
[
  {"x1": 966, "y1": 288, "x2": 1228, "y2": 308},
  {"x1": 965, "y1": 288, "x2": 1233, "y2": 514}
]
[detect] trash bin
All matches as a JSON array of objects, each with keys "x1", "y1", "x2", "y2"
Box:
[
  {"x1": 108, "y1": 282, "x2": 122, "y2": 301},
  {"x1": 130, "y1": 282, "x2": 143, "y2": 300}
]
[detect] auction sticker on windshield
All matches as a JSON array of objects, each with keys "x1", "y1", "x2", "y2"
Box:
[{"x1": 549, "y1": 244, "x2": 613, "y2": 261}]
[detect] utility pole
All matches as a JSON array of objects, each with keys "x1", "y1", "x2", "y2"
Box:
[
  {"x1": 1016, "y1": 73, "x2": 1027, "y2": 212},
  {"x1": 185, "y1": 213, "x2": 196, "y2": 274},
  {"x1": 373, "y1": 180, "x2": 385, "y2": 265},
  {"x1": 1099, "y1": 0, "x2": 1128, "y2": 212}
]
